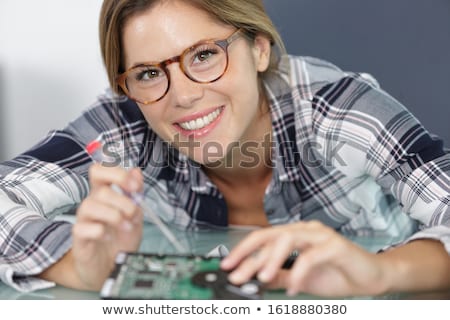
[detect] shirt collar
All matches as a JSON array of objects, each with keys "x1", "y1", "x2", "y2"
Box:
[
  {"x1": 160, "y1": 144, "x2": 219, "y2": 195},
  {"x1": 264, "y1": 55, "x2": 305, "y2": 183}
]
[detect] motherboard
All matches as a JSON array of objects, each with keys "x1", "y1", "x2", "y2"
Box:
[{"x1": 100, "y1": 252, "x2": 264, "y2": 299}]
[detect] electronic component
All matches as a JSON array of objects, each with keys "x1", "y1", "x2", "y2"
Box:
[{"x1": 100, "y1": 252, "x2": 264, "y2": 299}]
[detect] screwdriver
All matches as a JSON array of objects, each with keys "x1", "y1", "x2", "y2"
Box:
[{"x1": 86, "y1": 140, "x2": 187, "y2": 253}]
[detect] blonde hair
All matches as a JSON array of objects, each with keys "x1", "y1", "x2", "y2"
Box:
[{"x1": 99, "y1": 0, "x2": 285, "y2": 95}]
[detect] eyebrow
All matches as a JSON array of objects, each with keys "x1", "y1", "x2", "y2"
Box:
[{"x1": 129, "y1": 62, "x2": 158, "y2": 69}]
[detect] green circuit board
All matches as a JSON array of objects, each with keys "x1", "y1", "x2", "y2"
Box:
[{"x1": 100, "y1": 252, "x2": 263, "y2": 300}]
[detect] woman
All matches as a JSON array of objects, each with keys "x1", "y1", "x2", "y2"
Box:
[{"x1": 0, "y1": 0, "x2": 449, "y2": 297}]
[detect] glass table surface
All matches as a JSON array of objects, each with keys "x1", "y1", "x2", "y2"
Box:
[{"x1": 1, "y1": 222, "x2": 448, "y2": 300}]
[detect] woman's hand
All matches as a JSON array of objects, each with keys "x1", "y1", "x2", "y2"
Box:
[
  {"x1": 220, "y1": 221, "x2": 390, "y2": 297},
  {"x1": 71, "y1": 163, "x2": 144, "y2": 290}
]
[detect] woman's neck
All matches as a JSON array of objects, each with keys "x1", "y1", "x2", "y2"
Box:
[{"x1": 203, "y1": 106, "x2": 273, "y2": 186}]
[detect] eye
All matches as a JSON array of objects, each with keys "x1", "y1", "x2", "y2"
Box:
[
  {"x1": 135, "y1": 67, "x2": 164, "y2": 81},
  {"x1": 191, "y1": 45, "x2": 220, "y2": 64},
  {"x1": 194, "y1": 50, "x2": 214, "y2": 62}
]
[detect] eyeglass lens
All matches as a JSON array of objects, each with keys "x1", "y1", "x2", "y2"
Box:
[{"x1": 125, "y1": 42, "x2": 228, "y2": 103}]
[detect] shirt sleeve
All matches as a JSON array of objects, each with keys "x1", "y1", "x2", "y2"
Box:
[
  {"x1": 0, "y1": 132, "x2": 91, "y2": 292},
  {"x1": 311, "y1": 74, "x2": 450, "y2": 254},
  {"x1": 0, "y1": 91, "x2": 146, "y2": 292}
]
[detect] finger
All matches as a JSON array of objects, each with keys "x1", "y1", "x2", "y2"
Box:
[
  {"x1": 91, "y1": 185, "x2": 139, "y2": 219},
  {"x1": 132, "y1": 209, "x2": 143, "y2": 225},
  {"x1": 128, "y1": 168, "x2": 144, "y2": 193},
  {"x1": 72, "y1": 221, "x2": 108, "y2": 242},
  {"x1": 287, "y1": 222, "x2": 337, "y2": 250},
  {"x1": 221, "y1": 228, "x2": 279, "y2": 270},
  {"x1": 256, "y1": 233, "x2": 297, "y2": 283},
  {"x1": 222, "y1": 222, "x2": 333, "y2": 271},
  {"x1": 89, "y1": 163, "x2": 141, "y2": 193},
  {"x1": 264, "y1": 270, "x2": 291, "y2": 289},
  {"x1": 227, "y1": 245, "x2": 273, "y2": 284},
  {"x1": 286, "y1": 240, "x2": 341, "y2": 296},
  {"x1": 77, "y1": 197, "x2": 135, "y2": 232}
]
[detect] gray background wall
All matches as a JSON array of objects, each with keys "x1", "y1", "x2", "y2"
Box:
[
  {"x1": 264, "y1": 0, "x2": 450, "y2": 146},
  {"x1": 0, "y1": 0, "x2": 107, "y2": 162}
]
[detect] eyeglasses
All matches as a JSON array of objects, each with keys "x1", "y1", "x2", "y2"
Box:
[{"x1": 117, "y1": 29, "x2": 244, "y2": 105}]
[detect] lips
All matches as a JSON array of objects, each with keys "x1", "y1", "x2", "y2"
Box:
[
  {"x1": 174, "y1": 106, "x2": 224, "y2": 137},
  {"x1": 177, "y1": 107, "x2": 222, "y2": 131}
]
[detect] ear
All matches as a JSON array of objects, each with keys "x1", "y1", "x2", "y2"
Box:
[{"x1": 252, "y1": 34, "x2": 271, "y2": 72}]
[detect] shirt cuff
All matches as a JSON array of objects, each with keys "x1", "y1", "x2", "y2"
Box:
[
  {"x1": 0, "y1": 265, "x2": 55, "y2": 293},
  {"x1": 380, "y1": 225, "x2": 450, "y2": 254}
]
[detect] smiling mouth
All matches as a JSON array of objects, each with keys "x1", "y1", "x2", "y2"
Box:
[{"x1": 177, "y1": 107, "x2": 223, "y2": 131}]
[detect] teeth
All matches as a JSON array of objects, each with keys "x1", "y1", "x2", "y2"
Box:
[{"x1": 178, "y1": 108, "x2": 221, "y2": 131}]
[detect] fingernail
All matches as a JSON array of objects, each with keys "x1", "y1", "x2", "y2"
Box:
[
  {"x1": 228, "y1": 272, "x2": 240, "y2": 283},
  {"x1": 257, "y1": 270, "x2": 271, "y2": 282},
  {"x1": 286, "y1": 288, "x2": 297, "y2": 296},
  {"x1": 220, "y1": 258, "x2": 230, "y2": 267}
]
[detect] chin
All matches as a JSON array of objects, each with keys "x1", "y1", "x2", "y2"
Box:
[
  {"x1": 190, "y1": 153, "x2": 223, "y2": 166},
  {"x1": 202, "y1": 157, "x2": 225, "y2": 167}
]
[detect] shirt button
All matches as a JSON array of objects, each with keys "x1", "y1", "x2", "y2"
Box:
[{"x1": 266, "y1": 209, "x2": 275, "y2": 215}]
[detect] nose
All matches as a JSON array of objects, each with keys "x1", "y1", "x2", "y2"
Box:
[{"x1": 166, "y1": 64, "x2": 204, "y2": 108}]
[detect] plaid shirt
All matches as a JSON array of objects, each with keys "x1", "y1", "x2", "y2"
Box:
[{"x1": 1, "y1": 55, "x2": 449, "y2": 292}]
